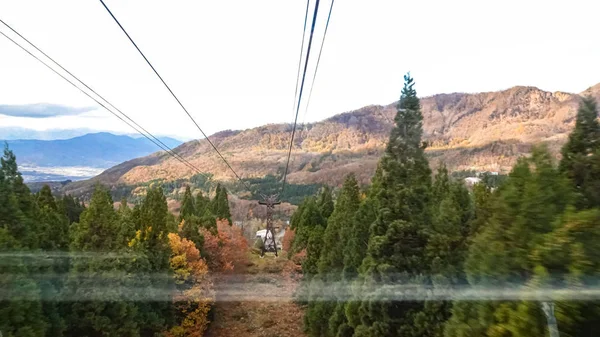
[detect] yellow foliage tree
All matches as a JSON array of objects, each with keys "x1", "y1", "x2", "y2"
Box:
[{"x1": 166, "y1": 233, "x2": 215, "y2": 337}]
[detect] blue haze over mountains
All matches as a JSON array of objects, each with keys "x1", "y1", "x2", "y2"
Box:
[{"x1": 2, "y1": 132, "x2": 182, "y2": 168}]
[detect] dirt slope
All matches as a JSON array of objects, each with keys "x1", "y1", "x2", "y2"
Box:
[{"x1": 205, "y1": 253, "x2": 306, "y2": 337}]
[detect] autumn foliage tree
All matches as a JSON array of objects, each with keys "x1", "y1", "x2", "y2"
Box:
[
  {"x1": 282, "y1": 227, "x2": 296, "y2": 253},
  {"x1": 200, "y1": 219, "x2": 248, "y2": 272},
  {"x1": 166, "y1": 233, "x2": 215, "y2": 337}
]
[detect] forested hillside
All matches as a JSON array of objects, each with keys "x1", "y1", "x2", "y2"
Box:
[
  {"x1": 0, "y1": 144, "x2": 246, "y2": 336},
  {"x1": 56, "y1": 82, "x2": 600, "y2": 201},
  {"x1": 287, "y1": 74, "x2": 600, "y2": 337}
]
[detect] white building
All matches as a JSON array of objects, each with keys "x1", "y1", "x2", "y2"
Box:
[{"x1": 464, "y1": 177, "x2": 482, "y2": 186}]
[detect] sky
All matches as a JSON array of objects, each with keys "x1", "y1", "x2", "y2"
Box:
[{"x1": 1, "y1": 0, "x2": 599, "y2": 141}]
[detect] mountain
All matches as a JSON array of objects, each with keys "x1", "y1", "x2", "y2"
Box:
[
  {"x1": 0, "y1": 127, "x2": 101, "y2": 140},
  {"x1": 4, "y1": 132, "x2": 182, "y2": 168},
  {"x1": 60, "y1": 83, "x2": 600, "y2": 197}
]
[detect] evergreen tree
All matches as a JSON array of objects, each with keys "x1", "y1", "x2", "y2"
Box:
[
  {"x1": 291, "y1": 197, "x2": 326, "y2": 255},
  {"x1": 66, "y1": 185, "x2": 139, "y2": 336},
  {"x1": 178, "y1": 185, "x2": 196, "y2": 221},
  {"x1": 532, "y1": 208, "x2": 600, "y2": 336},
  {"x1": 559, "y1": 97, "x2": 600, "y2": 209},
  {"x1": 445, "y1": 146, "x2": 572, "y2": 337},
  {"x1": 0, "y1": 144, "x2": 37, "y2": 248},
  {"x1": 352, "y1": 73, "x2": 433, "y2": 337},
  {"x1": 117, "y1": 198, "x2": 136, "y2": 246},
  {"x1": 415, "y1": 165, "x2": 472, "y2": 337},
  {"x1": 210, "y1": 183, "x2": 232, "y2": 224},
  {"x1": 57, "y1": 194, "x2": 85, "y2": 224},
  {"x1": 36, "y1": 185, "x2": 70, "y2": 251},
  {"x1": 194, "y1": 190, "x2": 210, "y2": 216},
  {"x1": 0, "y1": 228, "x2": 48, "y2": 337},
  {"x1": 180, "y1": 215, "x2": 204, "y2": 250},
  {"x1": 318, "y1": 186, "x2": 335, "y2": 219},
  {"x1": 35, "y1": 186, "x2": 70, "y2": 336},
  {"x1": 289, "y1": 197, "x2": 307, "y2": 231},
  {"x1": 200, "y1": 208, "x2": 217, "y2": 231},
  {"x1": 467, "y1": 182, "x2": 494, "y2": 240},
  {"x1": 305, "y1": 175, "x2": 361, "y2": 336},
  {"x1": 37, "y1": 185, "x2": 57, "y2": 211},
  {"x1": 342, "y1": 181, "x2": 379, "y2": 279},
  {"x1": 338, "y1": 184, "x2": 379, "y2": 337},
  {"x1": 318, "y1": 175, "x2": 361, "y2": 276},
  {"x1": 303, "y1": 225, "x2": 325, "y2": 278},
  {"x1": 135, "y1": 186, "x2": 175, "y2": 335}
]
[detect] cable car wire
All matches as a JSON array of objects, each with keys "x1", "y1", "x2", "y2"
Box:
[
  {"x1": 98, "y1": 0, "x2": 252, "y2": 192},
  {"x1": 281, "y1": 0, "x2": 321, "y2": 196},
  {"x1": 0, "y1": 20, "x2": 209, "y2": 179},
  {"x1": 291, "y1": 0, "x2": 335, "y2": 171},
  {"x1": 290, "y1": 0, "x2": 311, "y2": 123},
  {"x1": 300, "y1": 0, "x2": 335, "y2": 126}
]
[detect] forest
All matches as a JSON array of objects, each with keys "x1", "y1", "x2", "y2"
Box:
[
  {"x1": 3, "y1": 73, "x2": 600, "y2": 337},
  {"x1": 286, "y1": 74, "x2": 600, "y2": 337},
  {"x1": 0, "y1": 150, "x2": 246, "y2": 337}
]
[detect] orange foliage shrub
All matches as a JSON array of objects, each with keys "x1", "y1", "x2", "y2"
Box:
[
  {"x1": 200, "y1": 219, "x2": 249, "y2": 272},
  {"x1": 282, "y1": 228, "x2": 295, "y2": 253},
  {"x1": 292, "y1": 248, "x2": 307, "y2": 266},
  {"x1": 166, "y1": 233, "x2": 215, "y2": 337}
]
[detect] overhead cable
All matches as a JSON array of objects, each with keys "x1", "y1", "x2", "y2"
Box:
[
  {"x1": 0, "y1": 19, "x2": 209, "y2": 179},
  {"x1": 98, "y1": 0, "x2": 252, "y2": 191},
  {"x1": 299, "y1": 0, "x2": 335, "y2": 126},
  {"x1": 281, "y1": 0, "x2": 322, "y2": 195}
]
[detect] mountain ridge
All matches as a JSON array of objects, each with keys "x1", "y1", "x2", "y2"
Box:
[{"x1": 61, "y1": 83, "x2": 600, "y2": 197}]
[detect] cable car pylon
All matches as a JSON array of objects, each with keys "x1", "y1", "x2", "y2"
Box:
[{"x1": 258, "y1": 194, "x2": 281, "y2": 257}]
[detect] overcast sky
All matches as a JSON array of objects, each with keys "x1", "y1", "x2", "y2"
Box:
[{"x1": 1, "y1": 0, "x2": 599, "y2": 141}]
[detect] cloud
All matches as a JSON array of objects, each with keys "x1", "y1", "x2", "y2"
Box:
[{"x1": 0, "y1": 103, "x2": 95, "y2": 118}]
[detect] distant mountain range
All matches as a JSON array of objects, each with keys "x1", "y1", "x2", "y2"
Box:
[
  {"x1": 0, "y1": 127, "x2": 113, "y2": 141},
  {"x1": 3, "y1": 132, "x2": 182, "y2": 168}
]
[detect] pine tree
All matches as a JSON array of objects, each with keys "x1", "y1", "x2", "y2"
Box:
[
  {"x1": 135, "y1": 186, "x2": 175, "y2": 335},
  {"x1": 352, "y1": 73, "x2": 432, "y2": 337},
  {"x1": 559, "y1": 97, "x2": 600, "y2": 209},
  {"x1": 0, "y1": 228, "x2": 48, "y2": 337},
  {"x1": 37, "y1": 185, "x2": 57, "y2": 210},
  {"x1": 303, "y1": 225, "x2": 325, "y2": 277},
  {"x1": 467, "y1": 182, "x2": 494, "y2": 240},
  {"x1": 532, "y1": 208, "x2": 600, "y2": 336},
  {"x1": 36, "y1": 185, "x2": 70, "y2": 250},
  {"x1": 290, "y1": 195, "x2": 328, "y2": 309},
  {"x1": 0, "y1": 144, "x2": 38, "y2": 248},
  {"x1": 210, "y1": 183, "x2": 232, "y2": 224},
  {"x1": 200, "y1": 208, "x2": 217, "y2": 231},
  {"x1": 57, "y1": 194, "x2": 85, "y2": 224},
  {"x1": 117, "y1": 198, "x2": 136, "y2": 246},
  {"x1": 195, "y1": 190, "x2": 210, "y2": 216},
  {"x1": 318, "y1": 175, "x2": 361, "y2": 276},
  {"x1": 66, "y1": 185, "x2": 139, "y2": 336},
  {"x1": 415, "y1": 165, "x2": 472, "y2": 337},
  {"x1": 318, "y1": 186, "x2": 335, "y2": 219},
  {"x1": 445, "y1": 146, "x2": 572, "y2": 337},
  {"x1": 180, "y1": 216, "x2": 205, "y2": 250},
  {"x1": 290, "y1": 197, "x2": 307, "y2": 231},
  {"x1": 178, "y1": 185, "x2": 196, "y2": 220},
  {"x1": 35, "y1": 186, "x2": 70, "y2": 336},
  {"x1": 338, "y1": 184, "x2": 378, "y2": 337},
  {"x1": 305, "y1": 175, "x2": 361, "y2": 336},
  {"x1": 291, "y1": 197, "x2": 326, "y2": 255}
]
